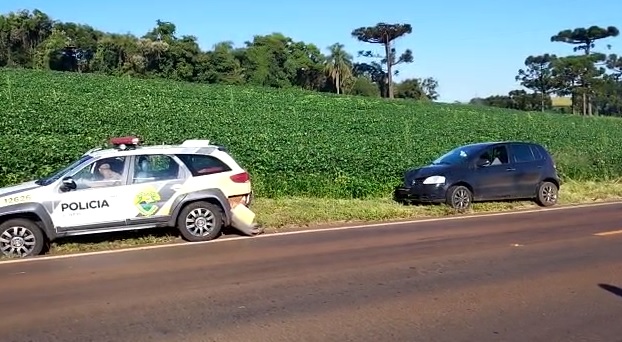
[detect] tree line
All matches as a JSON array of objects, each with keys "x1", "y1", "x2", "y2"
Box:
[
  {"x1": 0, "y1": 9, "x2": 439, "y2": 101},
  {"x1": 470, "y1": 25, "x2": 622, "y2": 116}
]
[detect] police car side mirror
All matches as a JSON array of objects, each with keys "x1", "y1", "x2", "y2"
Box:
[{"x1": 60, "y1": 177, "x2": 77, "y2": 192}]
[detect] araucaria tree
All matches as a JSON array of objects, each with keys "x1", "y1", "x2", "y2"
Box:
[
  {"x1": 351, "y1": 23, "x2": 413, "y2": 98},
  {"x1": 515, "y1": 54, "x2": 559, "y2": 112},
  {"x1": 550, "y1": 25, "x2": 619, "y2": 115}
]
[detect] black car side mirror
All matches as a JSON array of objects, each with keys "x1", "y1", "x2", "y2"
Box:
[{"x1": 476, "y1": 159, "x2": 490, "y2": 168}]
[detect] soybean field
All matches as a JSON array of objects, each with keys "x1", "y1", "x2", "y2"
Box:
[{"x1": 1, "y1": 68, "x2": 621, "y2": 198}]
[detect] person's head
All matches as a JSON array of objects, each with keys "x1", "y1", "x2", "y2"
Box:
[
  {"x1": 98, "y1": 163, "x2": 115, "y2": 178},
  {"x1": 138, "y1": 157, "x2": 150, "y2": 172}
]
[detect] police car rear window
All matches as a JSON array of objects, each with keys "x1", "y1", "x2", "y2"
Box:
[{"x1": 176, "y1": 154, "x2": 232, "y2": 176}]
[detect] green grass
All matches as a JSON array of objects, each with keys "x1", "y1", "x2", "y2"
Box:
[{"x1": 2, "y1": 68, "x2": 622, "y2": 199}]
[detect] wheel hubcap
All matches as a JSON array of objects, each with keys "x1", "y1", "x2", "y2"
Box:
[
  {"x1": 453, "y1": 189, "x2": 470, "y2": 209},
  {"x1": 542, "y1": 185, "x2": 557, "y2": 203},
  {"x1": 0, "y1": 226, "x2": 36, "y2": 257},
  {"x1": 185, "y1": 208, "x2": 215, "y2": 236}
]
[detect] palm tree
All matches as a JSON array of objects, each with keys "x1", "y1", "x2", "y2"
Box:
[{"x1": 324, "y1": 43, "x2": 353, "y2": 94}]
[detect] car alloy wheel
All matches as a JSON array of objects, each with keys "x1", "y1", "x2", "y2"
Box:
[
  {"x1": 446, "y1": 185, "x2": 473, "y2": 211},
  {"x1": 0, "y1": 224, "x2": 39, "y2": 257},
  {"x1": 452, "y1": 188, "x2": 471, "y2": 209},
  {"x1": 185, "y1": 207, "x2": 216, "y2": 237},
  {"x1": 536, "y1": 181, "x2": 559, "y2": 207},
  {"x1": 541, "y1": 184, "x2": 557, "y2": 203},
  {"x1": 177, "y1": 201, "x2": 224, "y2": 242}
]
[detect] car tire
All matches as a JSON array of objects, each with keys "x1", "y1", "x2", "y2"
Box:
[
  {"x1": 535, "y1": 181, "x2": 558, "y2": 207},
  {"x1": 176, "y1": 201, "x2": 224, "y2": 242},
  {"x1": 0, "y1": 218, "x2": 46, "y2": 258},
  {"x1": 445, "y1": 185, "x2": 473, "y2": 211}
]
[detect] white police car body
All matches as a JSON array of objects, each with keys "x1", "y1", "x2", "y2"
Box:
[{"x1": 0, "y1": 137, "x2": 259, "y2": 258}]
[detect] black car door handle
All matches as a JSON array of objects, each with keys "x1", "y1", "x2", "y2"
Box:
[{"x1": 506, "y1": 167, "x2": 516, "y2": 171}]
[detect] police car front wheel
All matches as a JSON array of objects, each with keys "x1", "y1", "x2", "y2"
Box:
[
  {"x1": 0, "y1": 218, "x2": 46, "y2": 258},
  {"x1": 177, "y1": 201, "x2": 223, "y2": 242}
]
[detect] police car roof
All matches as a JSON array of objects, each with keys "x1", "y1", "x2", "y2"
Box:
[{"x1": 86, "y1": 143, "x2": 223, "y2": 158}]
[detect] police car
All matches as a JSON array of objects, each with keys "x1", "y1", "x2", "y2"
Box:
[{"x1": 0, "y1": 136, "x2": 260, "y2": 258}]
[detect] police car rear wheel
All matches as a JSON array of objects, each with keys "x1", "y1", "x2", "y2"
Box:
[
  {"x1": 177, "y1": 201, "x2": 223, "y2": 242},
  {"x1": 0, "y1": 218, "x2": 45, "y2": 258}
]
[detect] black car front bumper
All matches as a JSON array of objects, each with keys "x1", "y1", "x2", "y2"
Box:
[{"x1": 393, "y1": 183, "x2": 448, "y2": 203}]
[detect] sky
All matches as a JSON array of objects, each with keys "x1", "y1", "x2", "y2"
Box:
[{"x1": 2, "y1": 0, "x2": 621, "y2": 103}]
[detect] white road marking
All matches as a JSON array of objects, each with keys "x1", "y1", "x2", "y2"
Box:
[
  {"x1": 0, "y1": 200, "x2": 620, "y2": 265},
  {"x1": 594, "y1": 229, "x2": 622, "y2": 236}
]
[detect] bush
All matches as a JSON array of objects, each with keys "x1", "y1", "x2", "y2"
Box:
[{"x1": 2, "y1": 68, "x2": 622, "y2": 198}]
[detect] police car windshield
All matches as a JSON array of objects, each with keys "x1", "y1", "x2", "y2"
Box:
[{"x1": 36, "y1": 155, "x2": 93, "y2": 186}]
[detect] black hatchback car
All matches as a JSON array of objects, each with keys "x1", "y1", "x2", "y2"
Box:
[{"x1": 393, "y1": 141, "x2": 561, "y2": 210}]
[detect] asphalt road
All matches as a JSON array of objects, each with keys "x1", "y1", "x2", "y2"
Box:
[{"x1": 1, "y1": 203, "x2": 622, "y2": 342}]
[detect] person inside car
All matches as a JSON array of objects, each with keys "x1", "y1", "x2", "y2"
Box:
[
  {"x1": 74, "y1": 162, "x2": 123, "y2": 189},
  {"x1": 90, "y1": 163, "x2": 122, "y2": 187},
  {"x1": 98, "y1": 163, "x2": 122, "y2": 181}
]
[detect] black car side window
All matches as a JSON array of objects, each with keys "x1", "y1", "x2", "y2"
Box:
[
  {"x1": 512, "y1": 144, "x2": 536, "y2": 163},
  {"x1": 530, "y1": 145, "x2": 544, "y2": 160},
  {"x1": 477, "y1": 146, "x2": 508, "y2": 167},
  {"x1": 477, "y1": 150, "x2": 492, "y2": 166},
  {"x1": 489, "y1": 146, "x2": 509, "y2": 165}
]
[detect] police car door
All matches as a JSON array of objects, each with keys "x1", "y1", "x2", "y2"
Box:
[
  {"x1": 51, "y1": 156, "x2": 131, "y2": 231},
  {"x1": 123, "y1": 154, "x2": 189, "y2": 226}
]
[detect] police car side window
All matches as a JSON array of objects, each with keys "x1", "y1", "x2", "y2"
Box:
[
  {"x1": 72, "y1": 157, "x2": 126, "y2": 190},
  {"x1": 132, "y1": 154, "x2": 181, "y2": 184}
]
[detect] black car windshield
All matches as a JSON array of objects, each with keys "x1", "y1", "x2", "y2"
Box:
[
  {"x1": 431, "y1": 145, "x2": 483, "y2": 165},
  {"x1": 35, "y1": 154, "x2": 93, "y2": 186}
]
